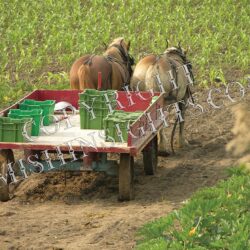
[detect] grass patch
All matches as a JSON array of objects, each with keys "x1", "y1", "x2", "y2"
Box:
[
  {"x1": 136, "y1": 166, "x2": 250, "y2": 250},
  {"x1": 0, "y1": 0, "x2": 249, "y2": 108}
]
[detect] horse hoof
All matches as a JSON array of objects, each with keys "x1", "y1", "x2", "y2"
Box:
[{"x1": 157, "y1": 151, "x2": 171, "y2": 157}]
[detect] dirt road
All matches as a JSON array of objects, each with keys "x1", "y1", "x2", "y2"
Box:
[{"x1": 0, "y1": 89, "x2": 248, "y2": 249}]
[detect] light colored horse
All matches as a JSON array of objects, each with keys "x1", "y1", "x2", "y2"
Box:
[
  {"x1": 130, "y1": 46, "x2": 194, "y2": 155},
  {"x1": 70, "y1": 37, "x2": 134, "y2": 90}
]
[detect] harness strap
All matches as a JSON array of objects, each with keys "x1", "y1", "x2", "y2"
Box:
[
  {"x1": 104, "y1": 55, "x2": 131, "y2": 86},
  {"x1": 83, "y1": 55, "x2": 95, "y2": 66},
  {"x1": 167, "y1": 58, "x2": 178, "y2": 84},
  {"x1": 108, "y1": 43, "x2": 134, "y2": 76},
  {"x1": 105, "y1": 55, "x2": 122, "y2": 65}
]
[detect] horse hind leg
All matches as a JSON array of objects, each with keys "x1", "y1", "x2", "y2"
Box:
[
  {"x1": 157, "y1": 128, "x2": 171, "y2": 157},
  {"x1": 77, "y1": 65, "x2": 92, "y2": 90},
  {"x1": 178, "y1": 101, "x2": 189, "y2": 148}
]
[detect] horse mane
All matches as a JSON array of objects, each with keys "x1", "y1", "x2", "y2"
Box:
[
  {"x1": 164, "y1": 47, "x2": 188, "y2": 64},
  {"x1": 107, "y1": 37, "x2": 128, "y2": 54},
  {"x1": 108, "y1": 37, "x2": 125, "y2": 47},
  {"x1": 164, "y1": 47, "x2": 180, "y2": 53}
]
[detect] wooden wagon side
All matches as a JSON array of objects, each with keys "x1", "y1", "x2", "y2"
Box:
[{"x1": 0, "y1": 90, "x2": 165, "y2": 201}]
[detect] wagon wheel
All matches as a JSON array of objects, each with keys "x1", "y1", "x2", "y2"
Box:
[
  {"x1": 0, "y1": 149, "x2": 14, "y2": 202},
  {"x1": 143, "y1": 135, "x2": 158, "y2": 175},
  {"x1": 118, "y1": 153, "x2": 134, "y2": 201}
]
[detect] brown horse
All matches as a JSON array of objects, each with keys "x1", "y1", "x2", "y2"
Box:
[
  {"x1": 70, "y1": 37, "x2": 134, "y2": 90},
  {"x1": 130, "y1": 45, "x2": 194, "y2": 155}
]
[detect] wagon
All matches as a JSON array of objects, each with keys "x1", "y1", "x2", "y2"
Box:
[{"x1": 0, "y1": 90, "x2": 165, "y2": 201}]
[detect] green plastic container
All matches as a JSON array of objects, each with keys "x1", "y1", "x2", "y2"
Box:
[
  {"x1": 79, "y1": 107, "x2": 112, "y2": 129},
  {"x1": 79, "y1": 90, "x2": 116, "y2": 109},
  {"x1": 104, "y1": 117, "x2": 131, "y2": 143},
  {"x1": 8, "y1": 109, "x2": 43, "y2": 136},
  {"x1": 107, "y1": 110, "x2": 143, "y2": 120},
  {"x1": 0, "y1": 117, "x2": 32, "y2": 142},
  {"x1": 79, "y1": 89, "x2": 116, "y2": 103},
  {"x1": 79, "y1": 89, "x2": 117, "y2": 130},
  {"x1": 78, "y1": 99, "x2": 116, "y2": 111},
  {"x1": 19, "y1": 99, "x2": 55, "y2": 126},
  {"x1": 104, "y1": 111, "x2": 143, "y2": 142}
]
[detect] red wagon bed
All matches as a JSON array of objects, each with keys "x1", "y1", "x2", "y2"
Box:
[{"x1": 0, "y1": 90, "x2": 165, "y2": 201}]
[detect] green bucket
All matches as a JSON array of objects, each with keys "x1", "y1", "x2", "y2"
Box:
[
  {"x1": 79, "y1": 107, "x2": 112, "y2": 129},
  {"x1": 19, "y1": 99, "x2": 55, "y2": 126},
  {"x1": 104, "y1": 117, "x2": 131, "y2": 143},
  {"x1": 79, "y1": 89, "x2": 116, "y2": 104},
  {"x1": 8, "y1": 109, "x2": 42, "y2": 136},
  {"x1": 0, "y1": 117, "x2": 32, "y2": 142},
  {"x1": 104, "y1": 111, "x2": 143, "y2": 142}
]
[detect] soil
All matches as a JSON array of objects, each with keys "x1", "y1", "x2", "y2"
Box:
[{"x1": 0, "y1": 87, "x2": 249, "y2": 250}]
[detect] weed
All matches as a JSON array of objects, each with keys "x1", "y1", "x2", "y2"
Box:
[
  {"x1": 136, "y1": 166, "x2": 250, "y2": 249},
  {"x1": 0, "y1": 1, "x2": 249, "y2": 107}
]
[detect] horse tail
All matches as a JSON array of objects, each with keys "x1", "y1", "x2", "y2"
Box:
[
  {"x1": 70, "y1": 74, "x2": 79, "y2": 90},
  {"x1": 77, "y1": 64, "x2": 92, "y2": 90},
  {"x1": 70, "y1": 62, "x2": 80, "y2": 90}
]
